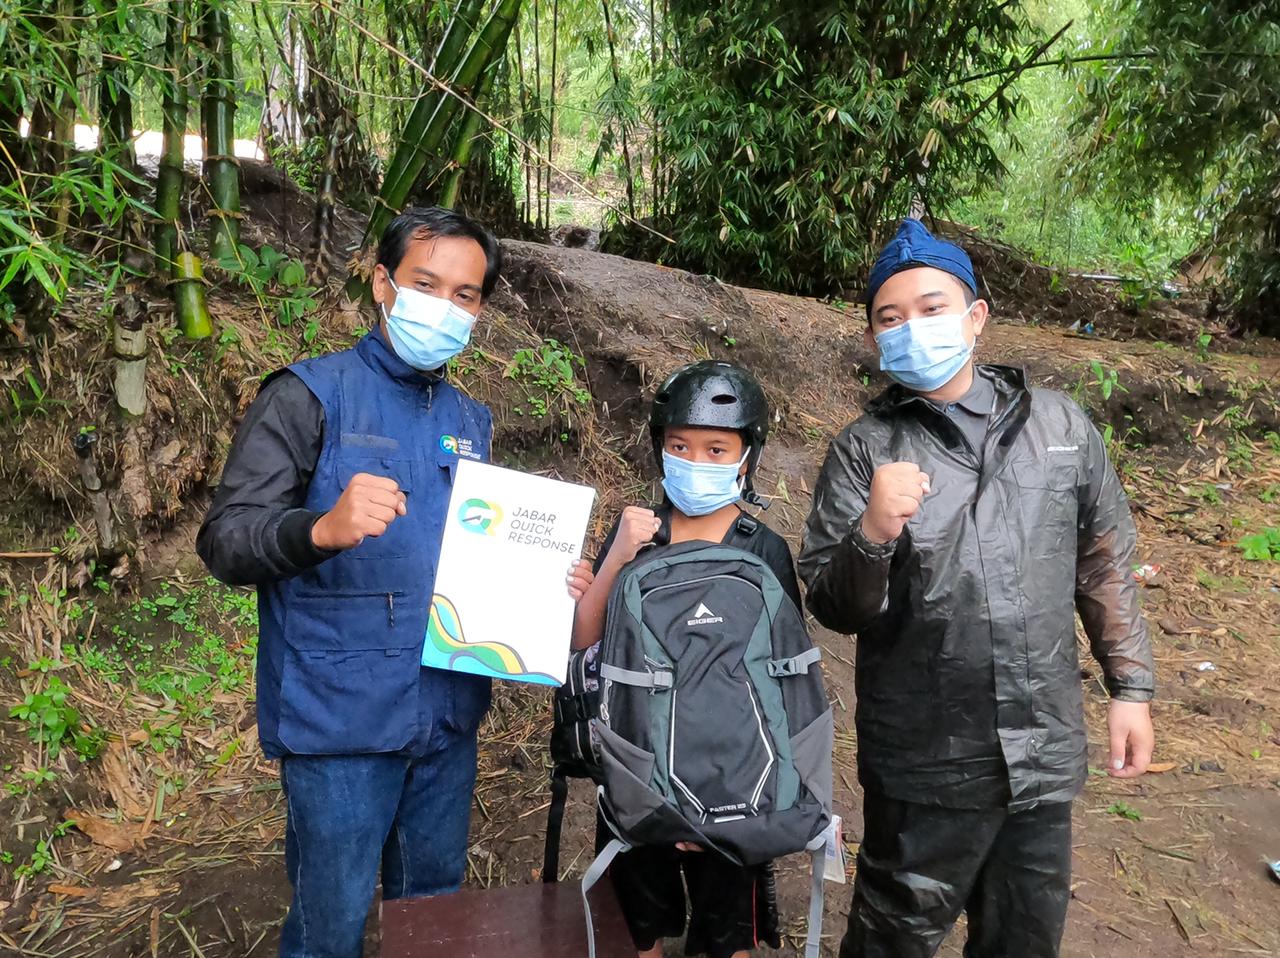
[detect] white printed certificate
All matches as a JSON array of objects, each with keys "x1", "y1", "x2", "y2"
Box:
[{"x1": 422, "y1": 459, "x2": 596, "y2": 686}]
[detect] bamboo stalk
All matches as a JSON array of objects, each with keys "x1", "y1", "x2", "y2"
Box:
[
  {"x1": 438, "y1": 65, "x2": 497, "y2": 209},
  {"x1": 546, "y1": 0, "x2": 558, "y2": 228},
  {"x1": 49, "y1": 0, "x2": 80, "y2": 247},
  {"x1": 515, "y1": 22, "x2": 531, "y2": 222},
  {"x1": 348, "y1": 0, "x2": 524, "y2": 297},
  {"x1": 113, "y1": 291, "x2": 148, "y2": 414},
  {"x1": 648, "y1": 0, "x2": 658, "y2": 216},
  {"x1": 600, "y1": 0, "x2": 635, "y2": 220},
  {"x1": 201, "y1": 0, "x2": 241, "y2": 262},
  {"x1": 73, "y1": 431, "x2": 118, "y2": 551},
  {"x1": 532, "y1": 0, "x2": 542, "y2": 230},
  {"x1": 309, "y1": 115, "x2": 341, "y2": 280},
  {"x1": 155, "y1": 0, "x2": 189, "y2": 278},
  {"x1": 172, "y1": 252, "x2": 213, "y2": 339},
  {"x1": 378, "y1": 0, "x2": 487, "y2": 214}
]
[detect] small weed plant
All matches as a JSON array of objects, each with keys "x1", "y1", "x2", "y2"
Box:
[
  {"x1": 219, "y1": 243, "x2": 319, "y2": 329},
  {"x1": 9, "y1": 675, "x2": 105, "y2": 760},
  {"x1": 505, "y1": 339, "x2": 592, "y2": 420},
  {"x1": 1237, "y1": 527, "x2": 1280, "y2": 562}
]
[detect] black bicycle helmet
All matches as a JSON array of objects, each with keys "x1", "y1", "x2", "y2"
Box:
[{"x1": 649, "y1": 361, "x2": 770, "y2": 505}]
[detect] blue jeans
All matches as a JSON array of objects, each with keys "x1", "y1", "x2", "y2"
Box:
[{"x1": 277, "y1": 730, "x2": 479, "y2": 958}]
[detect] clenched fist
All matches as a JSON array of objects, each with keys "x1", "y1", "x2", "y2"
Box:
[
  {"x1": 861, "y1": 462, "x2": 931, "y2": 544},
  {"x1": 605, "y1": 506, "x2": 662, "y2": 567},
  {"x1": 310, "y1": 473, "x2": 408, "y2": 551}
]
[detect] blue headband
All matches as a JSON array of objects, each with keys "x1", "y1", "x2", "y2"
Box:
[{"x1": 864, "y1": 218, "x2": 977, "y2": 306}]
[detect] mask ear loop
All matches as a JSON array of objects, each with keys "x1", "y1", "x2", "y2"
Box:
[
  {"x1": 378, "y1": 275, "x2": 401, "y2": 321},
  {"x1": 740, "y1": 447, "x2": 771, "y2": 509}
]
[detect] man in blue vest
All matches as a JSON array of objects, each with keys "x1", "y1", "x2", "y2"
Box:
[{"x1": 197, "y1": 207, "x2": 594, "y2": 958}]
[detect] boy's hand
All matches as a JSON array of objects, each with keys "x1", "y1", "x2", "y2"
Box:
[
  {"x1": 861, "y1": 462, "x2": 931, "y2": 544},
  {"x1": 567, "y1": 559, "x2": 594, "y2": 601},
  {"x1": 311, "y1": 473, "x2": 407, "y2": 550},
  {"x1": 1107, "y1": 700, "x2": 1154, "y2": 778},
  {"x1": 607, "y1": 506, "x2": 661, "y2": 566}
]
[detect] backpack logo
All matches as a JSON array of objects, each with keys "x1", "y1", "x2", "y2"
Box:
[{"x1": 687, "y1": 602, "x2": 724, "y2": 626}]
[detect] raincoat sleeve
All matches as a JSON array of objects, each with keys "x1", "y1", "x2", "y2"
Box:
[
  {"x1": 1075, "y1": 420, "x2": 1155, "y2": 702},
  {"x1": 798, "y1": 430, "x2": 896, "y2": 635}
]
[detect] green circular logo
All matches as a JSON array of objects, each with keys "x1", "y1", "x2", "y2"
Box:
[{"x1": 457, "y1": 498, "x2": 503, "y2": 535}]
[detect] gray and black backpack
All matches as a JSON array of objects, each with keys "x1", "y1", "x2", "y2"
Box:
[{"x1": 575, "y1": 538, "x2": 833, "y2": 958}]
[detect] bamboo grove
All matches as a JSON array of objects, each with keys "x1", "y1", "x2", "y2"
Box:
[{"x1": 3, "y1": 0, "x2": 1279, "y2": 401}]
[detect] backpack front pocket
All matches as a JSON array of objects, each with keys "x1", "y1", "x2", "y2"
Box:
[{"x1": 669, "y1": 669, "x2": 777, "y2": 823}]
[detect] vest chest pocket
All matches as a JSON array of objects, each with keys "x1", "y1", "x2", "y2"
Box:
[{"x1": 334, "y1": 455, "x2": 416, "y2": 560}]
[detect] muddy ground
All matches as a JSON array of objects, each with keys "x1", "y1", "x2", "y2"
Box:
[{"x1": 1, "y1": 175, "x2": 1279, "y2": 956}]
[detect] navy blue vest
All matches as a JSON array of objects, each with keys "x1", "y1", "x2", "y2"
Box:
[{"x1": 255, "y1": 331, "x2": 493, "y2": 758}]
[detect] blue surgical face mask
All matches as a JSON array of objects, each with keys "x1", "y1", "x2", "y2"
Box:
[
  {"x1": 380, "y1": 279, "x2": 476, "y2": 371},
  {"x1": 874, "y1": 304, "x2": 976, "y2": 393},
  {"x1": 661, "y1": 449, "x2": 749, "y2": 517}
]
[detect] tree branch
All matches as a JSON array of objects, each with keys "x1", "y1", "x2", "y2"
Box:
[
  {"x1": 950, "y1": 47, "x2": 1280, "y2": 88},
  {"x1": 950, "y1": 20, "x2": 1073, "y2": 131}
]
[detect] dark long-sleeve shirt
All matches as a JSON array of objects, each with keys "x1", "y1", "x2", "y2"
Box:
[{"x1": 196, "y1": 372, "x2": 338, "y2": 585}]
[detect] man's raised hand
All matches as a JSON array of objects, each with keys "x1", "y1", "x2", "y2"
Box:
[
  {"x1": 861, "y1": 462, "x2": 931, "y2": 544},
  {"x1": 310, "y1": 473, "x2": 408, "y2": 551}
]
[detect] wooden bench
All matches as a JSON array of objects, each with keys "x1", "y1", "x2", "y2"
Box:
[{"x1": 381, "y1": 879, "x2": 633, "y2": 957}]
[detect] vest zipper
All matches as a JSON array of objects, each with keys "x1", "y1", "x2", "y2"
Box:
[{"x1": 386, "y1": 592, "x2": 395, "y2": 627}]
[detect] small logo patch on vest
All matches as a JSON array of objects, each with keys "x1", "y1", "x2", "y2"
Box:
[
  {"x1": 687, "y1": 603, "x2": 724, "y2": 627},
  {"x1": 440, "y1": 434, "x2": 482, "y2": 459}
]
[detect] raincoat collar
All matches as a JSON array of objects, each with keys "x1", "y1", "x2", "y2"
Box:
[{"x1": 867, "y1": 364, "x2": 1027, "y2": 416}]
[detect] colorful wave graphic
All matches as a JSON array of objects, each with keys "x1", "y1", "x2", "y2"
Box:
[{"x1": 426, "y1": 594, "x2": 526, "y2": 675}]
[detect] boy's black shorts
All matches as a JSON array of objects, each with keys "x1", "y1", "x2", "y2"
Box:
[{"x1": 607, "y1": 842, "x2": 781, "y2": 958}]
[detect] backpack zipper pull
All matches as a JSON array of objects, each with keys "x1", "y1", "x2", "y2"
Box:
[{"x1": 387, "y1": 592, "x2": 395, "y2": 627}]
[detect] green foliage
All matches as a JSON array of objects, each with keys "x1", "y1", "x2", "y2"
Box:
[
  {"x1": 1107, "y1": 800, "x2": 1143, "y2": 821},
  {"x1": 1070, "y1": 359, "x2": 1128, "y2": 409},
  {"x1": 4, "y1": 368, "x2": 67, "y2": 422},
  {"x1": 1237, "y1": 527, "x2": 1280, "y2": 562},
  {"x1": 218, "y1": 243, "x2": 319, "y2": 327},
  {"x1": 4, "y1": 766, "x2": 57, "y2": 797},
  {"x1": 951, "y1": 2, "x2": 1202, "y2": 279},
  {"x1": 624, "y1": 3, "x2": 1043, "y2": 294},
  {"x1": 9, "y1": 675, "x2": 104, "y2": 760},
  {"x1": 504, "y1": 338, "x2": 591, "y2": 419},
  {"x1": 12, "y1": 821, "x2": 73, "y2": 879},
  {"x1": 1089, "y1": 361, "x2": 1126, "y2": 401},
  {"x1": 272, "y1": 136, "x2": 332, "y2": 193},
  {"x1": 1070, "y1": 0, "x2": 1280, "y2": 334},
  {"x1": 0, "y1": 0, "x2": 154, "y2": 316},
  {"x1": 1193, "y1": 484, "x2": 1223, "y2": 506}
]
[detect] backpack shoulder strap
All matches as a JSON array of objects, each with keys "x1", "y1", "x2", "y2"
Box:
[
  {"x1": 542, "y1": 765, "x2": 570, "y2": 883},
  {"x1": 804, "y1": 839, "x2": 826, "y2": 958}
]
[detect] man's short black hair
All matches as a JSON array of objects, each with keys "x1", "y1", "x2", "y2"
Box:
[{"x1": 376, "y1": 207, "x2": 502, "y2": 299}]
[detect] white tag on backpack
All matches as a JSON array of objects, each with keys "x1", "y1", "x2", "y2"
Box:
[{"x1": 822, "y1": 814, "x2": 847, "y2": 884}]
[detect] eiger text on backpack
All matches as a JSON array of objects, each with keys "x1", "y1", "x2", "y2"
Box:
[{"x1": 581, "y1": 540, "x2": 833, "y2": 958}]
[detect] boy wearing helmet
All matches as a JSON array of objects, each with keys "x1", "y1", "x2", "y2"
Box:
[{"x1": 571, "y1": 360, "x2": 800, "y2": 958}]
